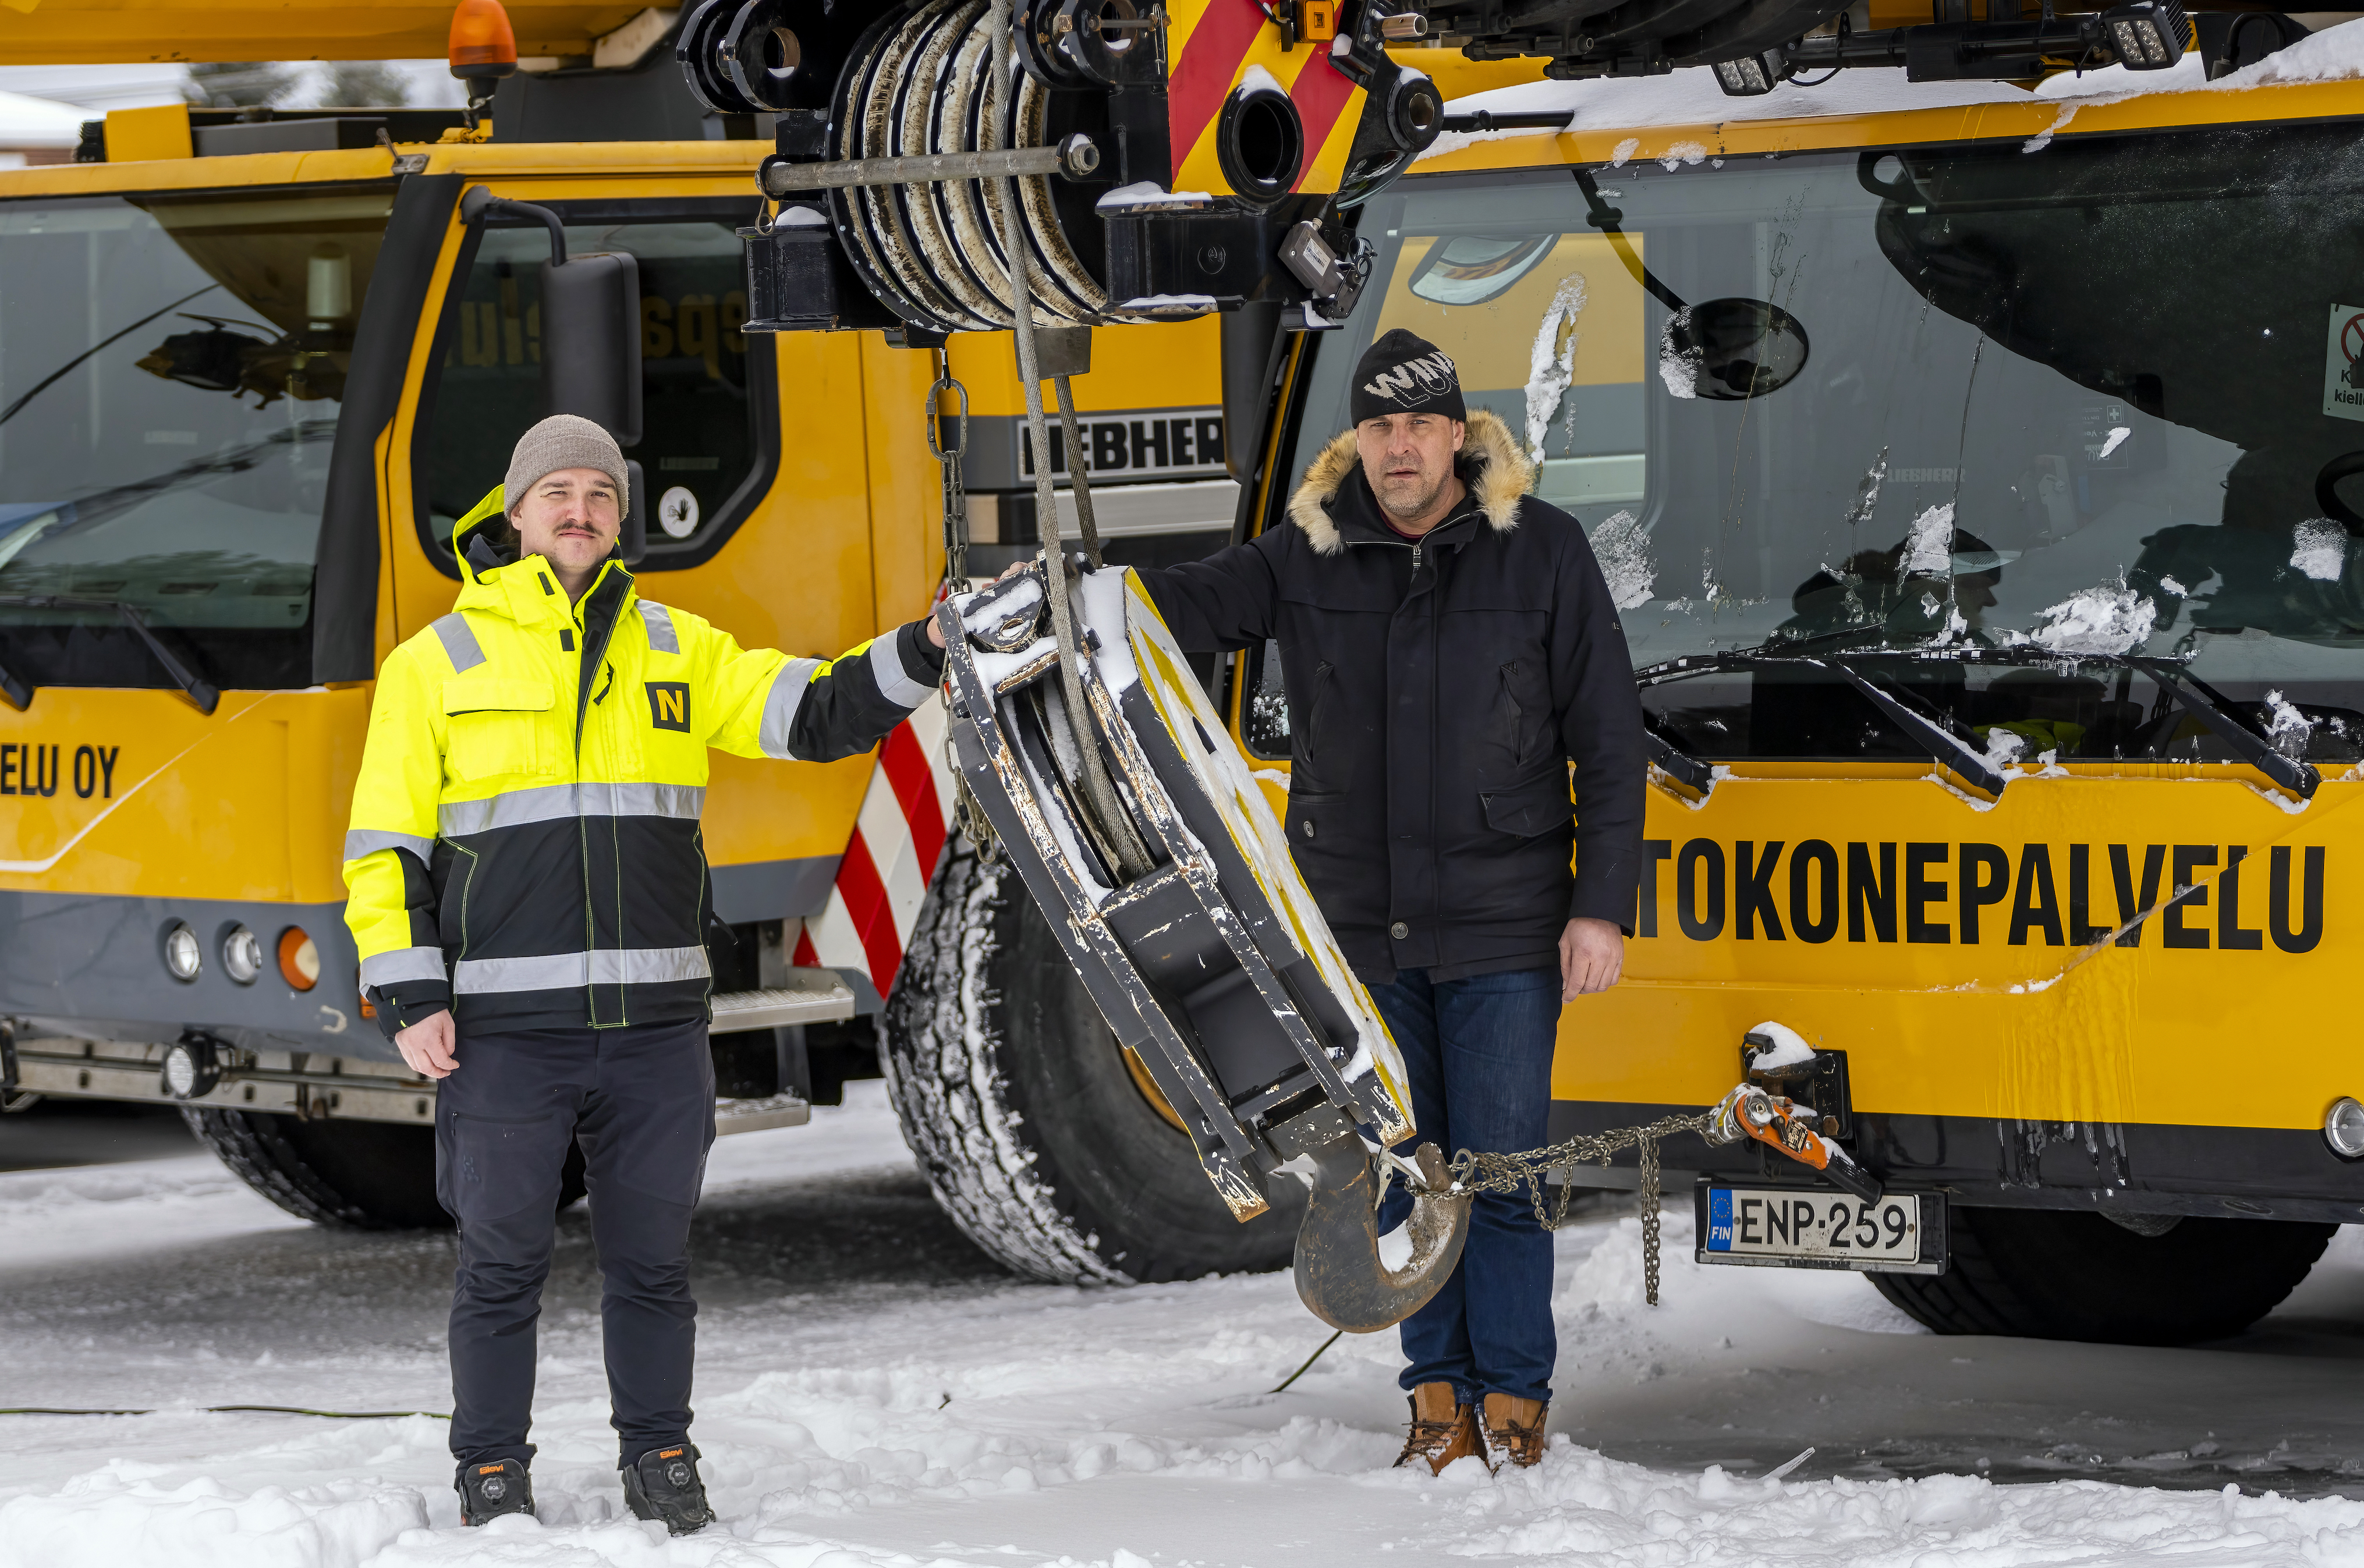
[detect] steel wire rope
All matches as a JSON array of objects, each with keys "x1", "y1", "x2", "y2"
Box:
[
  {"x1": 830, "y1": 1, "x2": 1104, "y2": 332},
  {"x1": 1050, "y1": 374, "x2": 1105, "y2": 569},
  {"x1": 904, "y1": 0, "x2": 1011, "y2": 327},
  {"x1": 984, "y1": 0, "x2": 1150, "y2": 879}
]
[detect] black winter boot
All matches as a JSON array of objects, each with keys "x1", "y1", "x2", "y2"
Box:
[
  {"x1": 455, "y1": 1458, "x2": 535, "y2": 1526},
  {"x1": 622, "y1": 1442, "x2": 715, "y2": 1535}
]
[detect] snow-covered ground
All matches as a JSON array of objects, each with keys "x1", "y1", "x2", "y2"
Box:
[{"x1": 9, "y1": 1084, "x2": 2364, "y2": 1566}]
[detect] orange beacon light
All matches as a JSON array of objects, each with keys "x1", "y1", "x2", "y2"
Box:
[{"x1": 449, "y1": 0, "x2": 519, "y2": 80}]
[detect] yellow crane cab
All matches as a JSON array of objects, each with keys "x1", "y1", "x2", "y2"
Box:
[{"x1": 1224, "y1": 6, "x2": 2364, "y2": 1343}]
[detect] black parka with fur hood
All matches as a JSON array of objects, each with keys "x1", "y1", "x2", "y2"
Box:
[{"x1": 1133, "y1": 409, "x2": 1646, "y2": 985}]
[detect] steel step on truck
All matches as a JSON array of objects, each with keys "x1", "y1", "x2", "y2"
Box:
[{"x1": 8, "y1": 0, "x2": 2363, "y2": 1342}]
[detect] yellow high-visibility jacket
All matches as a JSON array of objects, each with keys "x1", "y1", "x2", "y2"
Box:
[{"x1": 342, "y1": 488, "x2": 941, "y2": 1037}]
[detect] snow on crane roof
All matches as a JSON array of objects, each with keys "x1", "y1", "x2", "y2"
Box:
[
  {"x1": 1417, "y1": 17, "x2": 2364, "y2": 164},
  {"x1": 1420, "y1": 66, "x2": 2029, "y2": 162},
  {"x1": 0, "y1": 88, "x2": 96, "y2": 150}
]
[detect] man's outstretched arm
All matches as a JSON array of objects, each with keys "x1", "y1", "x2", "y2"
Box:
[{"x1": 706, "y1": 615, "x2": 947, "y2": 764}]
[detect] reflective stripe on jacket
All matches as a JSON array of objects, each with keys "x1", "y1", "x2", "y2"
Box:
[{"x1": 343, "y1": 485, "x2": 942, "y2": 1037}]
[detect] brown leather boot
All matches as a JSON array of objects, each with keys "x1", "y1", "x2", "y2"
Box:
[
  {"x1": 1480, "y1": 1393, "x2": 1547, "y2": 1468},
  {"x1": 1394, "y1": 1382, "x2": 1482, "y2": 1474}
]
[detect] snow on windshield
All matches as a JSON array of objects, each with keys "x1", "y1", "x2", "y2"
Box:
[
  {"x1": 1293, "y1": 105, "x2": 2364, "y2": 764},
  {"x1": 1525, "y1": 274, "x2": 1589, "y2": 457},
  {"x1": 2023, "y1": 579, "x2": 2158, "y2": 657},
  {"x1": 1590, "y1": 509, "x2": 1658, "y2": 610}
]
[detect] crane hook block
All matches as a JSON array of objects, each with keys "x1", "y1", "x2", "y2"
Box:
[{"x1": 937, "y1": 560, "x2": 1467, "y2": 1332}]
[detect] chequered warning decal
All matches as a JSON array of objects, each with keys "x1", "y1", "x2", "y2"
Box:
[
  {"x1": 1167, "y1": 0, "x2": 1368, "y2": 197},
  {"x1": 792, "y1": 695, "x2": 955, "y2": 998}
]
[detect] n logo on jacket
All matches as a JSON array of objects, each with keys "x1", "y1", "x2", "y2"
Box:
[{"x1": 647, "y1": 681, "x2": 692, "y2": 733}]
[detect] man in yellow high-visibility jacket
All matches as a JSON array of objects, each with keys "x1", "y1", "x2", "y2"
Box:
[{"x1": 343, "y1": 415, "x2": 945, "y2": 1534}]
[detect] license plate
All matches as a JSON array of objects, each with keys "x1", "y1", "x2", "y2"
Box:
[{"x1": 1695, "y1": 1183, "x2": 1946, "y2": 1275}]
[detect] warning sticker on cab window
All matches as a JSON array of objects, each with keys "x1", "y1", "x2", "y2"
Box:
[{"x1": 2324, "y1": 304, "x2": 2364, "y2": 421}]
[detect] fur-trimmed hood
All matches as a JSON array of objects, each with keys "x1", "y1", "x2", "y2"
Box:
[{"x1": 1286, "y1": 407, "x2": 1533, "y2": 556}]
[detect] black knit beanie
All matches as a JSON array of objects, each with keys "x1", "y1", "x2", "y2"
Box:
[{"x1": 1348, "y1": 328, "x2": 1466, "y2": 425}]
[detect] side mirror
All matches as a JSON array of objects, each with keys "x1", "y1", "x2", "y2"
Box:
[
  {"x1": 619, "y1": 458, "x2": 647, "y2": 565},
  {"x1": 1220, "y1": 300, "x2": 1285, "y2": 485},
  {"x1": 459, "y1": 187, "x2": 644, "y2": 446},
  {"x1": 1661, "y1": 299, "x2": 1809, "y2": 401},
  {"x1": 541, "y1": 251, "x2": 643, "y2": 446}
]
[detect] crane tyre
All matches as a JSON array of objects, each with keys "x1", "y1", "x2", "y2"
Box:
[
  {"x1": 184, "y1": 1108, "x2": 587, "y2": 1230},
  {"x1": 883, "y1": 833, "x2": 1303, "y2": 1284},
  {"x1": 1868, "y1": 1204, "x2": 2333, "y2": 1345}
]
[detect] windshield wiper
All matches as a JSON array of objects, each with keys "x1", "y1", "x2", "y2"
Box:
[
  {"x1": 0, "y1": 649, "x2": 30, "y2": 711},
  {"x1": 1643, "y1": 725, "x2": 1716, "y2": 791},
  {"x1": 1815, "y1": 659, "x2": 2011, "y2": 795},
  {"x1": 0, "y1": 596, "x2": 217, "y2": 714},
  {"x1": 1635, "y1": 648, "x2": 2007, "y2": 793},
  {"x1": 1632, "y1": 643, "x2": 2323, "y2": 798},
  {"x1": 1637, "y1": 647, "x2": 2012, "y2": 794},
  {"x1": 1827, "y1": 644, "x2": 2320, "y2": 797},
  {"x1": 2122, "y1": 654, "x2": 2320, "y2": 799}
]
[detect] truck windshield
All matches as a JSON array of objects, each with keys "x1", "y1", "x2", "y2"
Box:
[
  {"x1": 0, "y1": 187, "x2": 392, "y2": 692},
  {"x1": 1271, "y1": 119, "x2": 2364, "y2": 771}
]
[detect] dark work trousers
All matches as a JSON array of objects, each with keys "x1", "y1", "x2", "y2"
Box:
[
  {"x1": 1370, "y1": 966, "x2": 1562, "y2": 1406},
  {"x1": 435, "y1": 1016, "x2": 715, "y2": 1470}
]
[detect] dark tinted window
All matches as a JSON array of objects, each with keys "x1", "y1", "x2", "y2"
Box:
[
  {"x1": 413, "y1": 201, "x2": 770, "y2": 570},
  {"x1": 1280, "y1": 124, "x2": 2364, "y2": 768}
]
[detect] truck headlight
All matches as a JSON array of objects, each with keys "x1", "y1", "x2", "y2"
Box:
[
  {"x1": 222, "y1": 925, "x2": 262, "y2": 985},
  {"x1": 2326, "y1": 1097, "x2": 2364, "y2": 1158},
  {"x1": 2100, "y1": 1, "x2": 2192, "y2": 69},
  {"x1": 1714, "y1": 51, "x2": 1788, "y2": 96},
  {"x1": 162, "y1": 921, "x2": 201, "y2": 982},
  {"x1": 161, "y1": 1038, "x2": 219, "y2": 1099}
]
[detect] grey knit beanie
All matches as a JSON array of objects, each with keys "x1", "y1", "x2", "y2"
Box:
[{"x1": 504, "y1": 414, "x2": 629, "y2": 517}]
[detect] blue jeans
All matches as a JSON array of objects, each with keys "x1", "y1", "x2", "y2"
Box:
[{"x1": 1371, "y1": 966, "x2": 1561, "y2": 1407}]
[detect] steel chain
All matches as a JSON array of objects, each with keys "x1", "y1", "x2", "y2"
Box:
[
  {"x1": 928, "y1": 356, "x2": 999, "y2": 863},
  {"x1": 927, "y1": 355, "x2": 970, "y2": 587},
  {"x1": 1420, "y1": 1112, "x2": 1713, "y2": 1307}
]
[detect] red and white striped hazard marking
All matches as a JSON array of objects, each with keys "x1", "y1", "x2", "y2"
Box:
[{"x1": 792, "y1": 694, "x2": 955, "y2": 998}]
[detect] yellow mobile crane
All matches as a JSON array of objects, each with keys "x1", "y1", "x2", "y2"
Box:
[
  {"x1": 1196, "y1": 1, "x2": 2364, "y2": 1342},
  {"x1": 0, "y1": 0, "x2": 1521, "y2": 1284},
  {"x1": 15, "y1": 0, "x2": 2344, "y2": 1339}
]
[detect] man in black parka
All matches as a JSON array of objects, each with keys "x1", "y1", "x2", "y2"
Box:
[{"x1": 1131, "y1": 329, "x2": 1645, "y2": 1473}]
